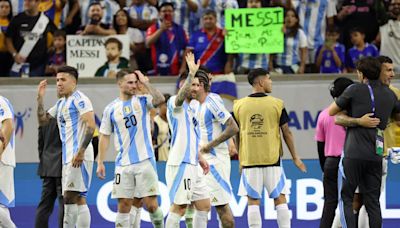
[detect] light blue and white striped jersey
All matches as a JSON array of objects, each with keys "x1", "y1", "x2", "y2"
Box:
[
  {"x1": 126, "y1": 3, "x2": 158, "y2": 37},
  {"x1": 293, "y1": 0, "x2": 337, "y2": 49},
  {"x1": 48, "y1": 91, "x2": 94, "y2": 164},
  {"x1": 167, "y1": 96, "x2": 200, "y2": 166},
  {"x1": 275, "y1": 29, "x2": 307, "y2": 66},
  {"x1": 158, "y1": 0, "x2": 200, "y2": 34},
  {"x1": 237, "y1": 53, "x2": 269, "y2": 70},
  {"x1": 198, "y1": 93, "x2": 231, "y2": 160},
  {"x1": 201, "y1": 0, "x2": 238, "y2": 28},
  {"x1": 100, "y1": 95, "x2": 155, "y2": 166},
  {"x1": 0, "y1": 96, "x2": 15, "y2": 167},
  {"x1": 11, "y1": 0, "x2": 24, "y2": 16},
  {"x1": 80, "y1": 0, "x2": 120, "y2": 26}
]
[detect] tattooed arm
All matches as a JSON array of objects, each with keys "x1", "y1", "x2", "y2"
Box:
[
  {"x1": 135, "y1": 70, "x2": 165, "y2": 107},
  {"x1": 200, "y1": 117, "x2": 239, "y2": 153},
  {"x1": 72, "y1": 111, "x2": 95, "y2": 168},
  {"x1": 335, "y1": 112, "x2": 380, "y2": 128},
  {"x1": 175, "y1": 52, "x2": 200, "y2": 107},
  {"x1": 37, "y1": 80, "x2": 54, "y2": 126}
]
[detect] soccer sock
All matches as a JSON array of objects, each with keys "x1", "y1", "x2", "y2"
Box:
[
  {"x1": 358, "y1": 206, "x2": 369, "y2": 228},
  {"x1": 332, "y1": 208, "x2": 342, "y2": 228},
  {"x1": 276, "y1": 204, "x2": 291, "y2": 228},
  {"x1": 64, "y1": 204, "x2": 78, "y2": 228},
  {"x1": 193, "y1": 210, "x2": 208, "y2": 228},
  {"x1": 76, "y1": 204, "x2": 91, "y2": 228},
  {"x1": 115, "y1": 213, "x2": 130, "y2": 228},
  {"x1": 184, "y1": 206, "x2": 194, "y2": 228},
  {"x1": 247, "y1": 205, "x2": 261, "y2": 228},
  {"x1": 166, "y1": 212, "x2": 182, "y2": 228},
  {"x1": 150, "y1": 207, "x2": 164, "y2": 228},
  {"x1": 130, "y1": 206, "x2": 141, "y2": 228},
  {"x1": 0, "y1": 206, "x2": 16, "y2": 228}
]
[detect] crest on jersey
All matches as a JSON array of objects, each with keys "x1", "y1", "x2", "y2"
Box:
[{"x1": 124, "y1": 106, "x2": 131, "y2": 114}]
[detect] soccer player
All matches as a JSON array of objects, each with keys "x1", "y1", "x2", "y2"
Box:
[
  {"x1": 315, "y1": 77, "x2": 354, "y2": 228},
  {"x1": 194, "y1": 70, "x2": 239, "y2": 228},
  {"x1": 96, "y1": 69, "x2": 165, "y2": 228},
  {"x1": 0, "y1": 95, "x2": 16, "y2": 228},
  {"x1": 329, "y1": 57, "x2": 400, "y2": 228},
  {"x1": 37, "y1": 66, "x2": 96, "y2": 228},
  {"x1": 233, "y1": 68, "x2": 307, "y2": 228},
  {"x1": 165, "y1": 52, "x2": 211, "y2": 228}
]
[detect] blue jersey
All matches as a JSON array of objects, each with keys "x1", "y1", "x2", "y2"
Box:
[
  {"x1": 276, "y1": 29, "x2": 307, "y2": 66},
  {"x1": 80, "y1": 0, "x2": 119, "y2": 26},
  {"x1": 158, "y1": 0, "x2": 200, "y2": 34},
  {"x1": 198, "y1": 93, "x2": 231, "y2": 160},
  {"x1": 127, "y1": 3, "x2": 158, "y2": 37},
  {"x1": 237, "y1": 54, "x2": 269, "y2": 71},
  {"x1": 316, "y1": 43, "x2": 345, "y2": 73},
  {"x1": 100, "y1": 95, "x2": 154, "y2": 166},
  {"x1": 200, "y1": 0, "x2": 238, "y2": 28},
  {"x1": 188, "y1": 28, "x2": 226, "y2": 74},
  {"x1": 167, "y1": 96, "x2": 200, "y2": 166},
  {"x1": 0, "y1": 96, "x2": 15, "y2": 167},
  {"x1": 48, "y1": 91, "x2": 94, "y2": 164},
  {"x1": 346, "y1": 43, "x2": 379, "y2": 69}
]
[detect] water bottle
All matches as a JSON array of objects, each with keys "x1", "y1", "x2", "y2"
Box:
[{"x1": 21, "y1": 63, "x2": 30, "y2": 78}]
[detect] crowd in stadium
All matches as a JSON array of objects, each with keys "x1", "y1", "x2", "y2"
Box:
[{"x1": 0, "y1": 0, "x2": 399, "y2": 77}]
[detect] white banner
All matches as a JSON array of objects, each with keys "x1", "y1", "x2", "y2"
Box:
[{"x1": 66, "y1": 35, "x2": 130, "y2": 77}]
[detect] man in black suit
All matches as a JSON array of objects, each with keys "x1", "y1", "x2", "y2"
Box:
[{"x1": 35, "y1": 117, "x2": 63, "y2": 228}]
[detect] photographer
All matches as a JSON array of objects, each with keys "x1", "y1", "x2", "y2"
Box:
[{"x1": 77, "y1": 1, "x2": 116, "y2": 36}]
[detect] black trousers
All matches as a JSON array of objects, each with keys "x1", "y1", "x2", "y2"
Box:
[
  {"x1": 35, "y1": 177, "x2": 64, "y2": 228},
  {"x1": 340, "y1": 158, "x2": 382, "y2": 228},
  {"x1": 320, "y1": 157, "x2": 340, "y2": 228}
]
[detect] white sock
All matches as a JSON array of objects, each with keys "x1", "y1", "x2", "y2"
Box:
[
  {"x1": 247, "y1": 205, "x2": 261, "y2": 228},
  {"x1": 130, "y1": 206, "x2": 141, "y2": 228},
  {"x1": 166, "y1": 212, "x2": 182, "y2": 228},
  {"x1": 332, "y1": 208, "x2": 342, "y2": 228},
  {"x1": 193, "y1": 210, "x2": 208, "y2": 228},
  {"x1": 77, "y1": 204, "x2": 91, "y2": 228},
  {"x1": 358, "y1": 206, "x2": 369, "y2": 228},
  {"x1": 276, "y1": 204, "x2": 290, "y2": 228},
  {"x1": 64, "y1": 204, "x2": 78, "y2": 228},
  {"x1": 150, "y1": 207, "x2": 164, "y2": 228},
  {"x1": 0, "y1": 206, "x2": 16, "y2": 228},
  {"x1": 115, "y1": 212, "x2": 130, "y2": 228}
]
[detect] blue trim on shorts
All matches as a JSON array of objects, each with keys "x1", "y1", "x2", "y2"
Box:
[
  {"x1": 169, "y1": 163, "x2": 187, "y2": 203},
  {"x1": 241, "y1": 171, "x2": 261, "y2": 199},
  {"x1": 338, "y1": 156, "x2": 347, "y2": 228},
  {"x1": 269, "y1": 168, "x2": 286, "y2": 199},
  {"x1": 210, "y1": 165, "x2": 231, "y2": 195},
  {"x1": 0, "y1": 190, "x2": 14, "y2": 208},
  {"x1": 81, "y1": 163, "x2": 89, "y2": 191}
]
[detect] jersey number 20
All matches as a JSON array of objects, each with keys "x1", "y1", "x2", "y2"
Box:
[{"x1": 124, "y1": 114, "x2": 137, "y2": 128}]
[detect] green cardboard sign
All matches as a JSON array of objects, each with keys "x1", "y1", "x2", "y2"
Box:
[{"x1": 224, "y1": 8, "x2": 284, "y2": 54}]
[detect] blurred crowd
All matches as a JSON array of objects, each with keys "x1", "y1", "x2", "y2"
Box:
[{"x1": 0, "y1": 0, "x2": 399, "y2": 77}]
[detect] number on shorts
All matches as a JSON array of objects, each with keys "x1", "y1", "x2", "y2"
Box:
[
  {"x1": 183, "y1": 178, "x2": 191, "y2": 190},
  {"x1": 114, "y1": 174, "x2": 121, "y2": 185}
]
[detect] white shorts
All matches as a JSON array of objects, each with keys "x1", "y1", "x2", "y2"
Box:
[
  {"x1": 112, "y1": 159, "x2": 160, "y2": 199},
  {"x1": 166, "y1": 163, "x2": 209, "y2": 205},
  {"x1": 238, "y1": 166, "x2": 290, "y2": 199},
  {"x1": 62, "y1": 161, "x2": 93, "y2": 197},
  {"x1": 0, "y1": 162, "x2": 14, "y2": 208},
  {"x1": 204, "y1": 154, "x2": 232, "y2": 206}
]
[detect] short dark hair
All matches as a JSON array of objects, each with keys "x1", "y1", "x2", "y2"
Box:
[
  {"x1": 203, "y1": 9, "x2": 217, "y2": 18},
  {"x1": 105, "y1": 37, "x2": 122, "y2": 50},
  {"x1": 356, "y1": 57, "x2": 381, "y2": 80},
  {"x1": 329, "y1": 77, "x2": 354, "y2": 98},
  {"x1": 159, "y1": 2, "x2": 175, "y2": 10},
  {"x1": 248, "y1": 68, "x2": 269, "y2": 86},
  {"x1": 57, "y1": 66, "x2": 79, "y2": 80},
  {"x1": 89, "y1": 1, "x2": 102, "y2": 9},
  {"x1": 199, "y1": 65, "x2": 210, "y2": 74},
  {"x1": 349, "y1": 27, "x2": 365, "y2": 35},
  {"x1": 116, "y1": 69, "x2": 132, "y2": 81},
  {"x1": 163, "y1": 93, "x2": 171, "y2": 103},
  {"x1": 377, "y1": 55, "x2": 393, "y2": 64},
  {"x1": 54, "y1": 29, "x2": 66, "y2": 38},
  {"x1": 195, "y1": 70, "x2": 210, "y2": 91},
  {"x1": 326, "y1": 26, "x2": 340, "y2": 34}
]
